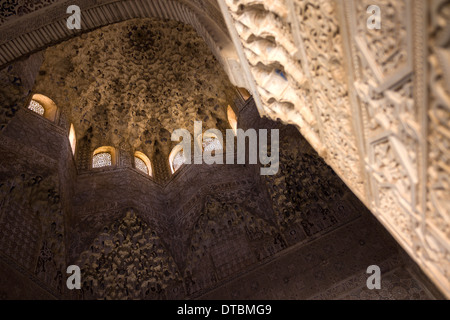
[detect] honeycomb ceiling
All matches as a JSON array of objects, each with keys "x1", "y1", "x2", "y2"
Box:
[{"x1": 33, "y1": 18, "x2": 238, "y2": 158}]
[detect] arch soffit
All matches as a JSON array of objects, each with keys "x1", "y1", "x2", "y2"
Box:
[{"x1": 0, "y1": 0, "x2": 246, "y2": 88}]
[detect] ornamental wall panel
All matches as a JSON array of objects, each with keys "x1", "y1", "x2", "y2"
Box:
[{"x1": 220, "y1": 0, "x2": 450, "y2": 296}]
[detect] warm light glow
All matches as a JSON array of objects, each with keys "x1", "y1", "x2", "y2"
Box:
[
  {"x1": 92, "y1": 146, "x2": 115, "y2": 168},
  {"x1": 237, "y1": 87, "x2": 251, "y2": 100},
  {"x1": 69, "y1": 124, "x2": 76, "y2": 155},
  {"x1": 135, "y1": 157, "x2": 148, "y2": 174},
  {"x1": 28, "y1": 94, "x2": 58, "y2": 122},
  {"x1": 134, "y1": 151, "x2": 152, "y2": 176},
  {"x1": 169, "y1": 145, "x2": 185, "y2": 174},
  {"x1": 227, "y1": 105, "x2": 237, "y2": 135}
]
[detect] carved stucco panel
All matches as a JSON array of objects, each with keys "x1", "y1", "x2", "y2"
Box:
[
  {"x1": 353, "y1": 0, "x2": 413, "y2": 91},
  {"x1": 291, "y1": 0, "x2": 363, "y2": 196},
  {"x1": 343, "y1": 0, "x2": 449, "y2": 294},
  {"x1": 424, "y1": 0, "x2": 450, "y2": 293},
  {"x1": 224, "y1": 0, "x2": 364, "y2": 198},
  {"x1": 224, "y1": 0, "x2": 324, "y2": 154},
  {"x1": 223, "y1": 0, "x2": 449, "y2": 296}
]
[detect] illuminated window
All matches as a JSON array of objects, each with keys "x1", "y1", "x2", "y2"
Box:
[
  {"x1": 172, "y1": 150, "x2": 185, "y2": 173},
  {"x1": 135, "y1": 157, "x2": 147, "y2": 174},
  {"x1": 92, "y1": 146, "x2": 115, "y2": 169},
  {"x1": 27, "y1": 94, "x2": 58, "y2": 122},
  {"x1": 227, "y1": 105, "x2": 237, "y2": 135},
  {"x1": 69, "y1": 124, "x2": 76, "y2": 155},
  {"x1": 28, "y1": 100, "x2": 45, "y2": 116},
  {"x1": 134, "y1": 151, "x2": 152, "y2": 176},
  {"x1": 169, "y1": 145, "x2": 187, "y2": 174},
  {"x1": 93, "y1": 152, "x2": 112, "y2": 168}
]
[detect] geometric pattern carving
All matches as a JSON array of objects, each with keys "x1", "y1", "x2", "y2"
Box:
[
  {"x1": 292, "y1": 0, "x2": 364, "y2": 195},
  {"x1": 92, "y1": 152, "x2": 112, "y2": 169},
  {"x1": 76, "y1": 210, "x2": 182, "y2": 300},
  {"x1": 224, "y1": 0, "x2": 364, "y2": 198},
  {"x1": 184, "y1": 197, "x2": 285, "y2": 296},
  {"x1": 0, "y1": 170, "x2": 65, "y2": 294},
  {"x1": 343, "y1": 0, "x2": 449, "y2": 296},
  {"x1": 0, "y1": 204, "x2": 40, "y2": 271},
  {"x1": 263, "y1": 136, "x2": 362, "y2": 237},
  {"x1": 352, "y1": 0, "x2": 413, "y2": 91},
  {"x1": 28, "y1": 100, "x2": 45, "y2": 116},
  {"x1": 134, "y1": 156, "x2": 148, "y2": 175},
  {"x1": 0, "y1": 0, "x2": 57, "y2": 25},
  {"x1": 222, "y1": 0, "x2": 450, "y2": 296},
  {"x1": 425, "y1": 0, "x2": 450, "y2": 295}
]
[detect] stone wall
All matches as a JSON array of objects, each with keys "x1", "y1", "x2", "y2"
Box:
[
  {"x1": 0, "y1": 107, "x2": 76, "y2": 299},
  {"x1": 0, "y1": 92, "x2": 443, "y2": 299},
  {"x1": 0, "y1": 52, "x2": 44, "y2": 131}
]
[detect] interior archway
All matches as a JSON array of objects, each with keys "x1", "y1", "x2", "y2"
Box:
[
  {"x1": 0, "y1": 0, "x2": 447, "y2": 300},
  {"x1": 0, "y1": 0, "x2": 247, "y2": 88}
]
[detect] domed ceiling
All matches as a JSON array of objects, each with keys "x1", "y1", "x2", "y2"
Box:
[{"x1": 33, "y1": 18, "x2": 238, "y2": 159}]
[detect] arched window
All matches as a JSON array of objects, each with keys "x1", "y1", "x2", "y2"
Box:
[
  {"x1": 93, "y1": 153, "x2": 111, "y2": 168},
  {"x1": 69, "y1": 124, "x2": 76, "y2": 155},
  {"x1": 169, "y1": 145, "x2": 186, "y2": 174},
  {"x1": 134, "y1": 151, "x2": 152, "y2": 176},
  {"x1": 92, "y1": 146, "x2": 116, "y2": 168},
  {"x1": 227, "y1": 105, "x2": 237, "y2": 135},
  {"x1": 27, "y1": 94, "x2": 58, "y2": 122}
]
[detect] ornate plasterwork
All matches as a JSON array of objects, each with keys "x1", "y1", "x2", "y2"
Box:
[
  {"x1": 76, "y1": 210, "x2": 182, "y2": 300},
  {"x1": 33, "y1": 18, "x2": 237, "y2": 179},
  {"x1": 0, "y1": 0, "x2": 249, "y2": 88},
  {"x1": 220, "y1": 0, "x2": 450, "y2": 296},
  {"x1": 1, "y1": 0, "x2": 448, "y2": 299},
  {"x1": 425, "y1": 0, "x2": 450, "y2": 294},
  {"x1": 291, "y1": 0, "x2": 363, "y2": 195},
  {"x1": 0, "y1": 164, "x2": 66, "y2": 295},
  {"x1": 353, "y1": 0, "x2": 413, "y2": 91},
  {"x1": 222, "y1": 0, "x2": 364, "y2": 199},
  {"x1": 343, "y1": 0, "x2": 449, "y2": 296},
  {"x1": 184, "y1": 196, "x2": 285, "y2": 295},
  {"x1": 0, "y1": 0, "x2": 57, "y2": 25}
]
